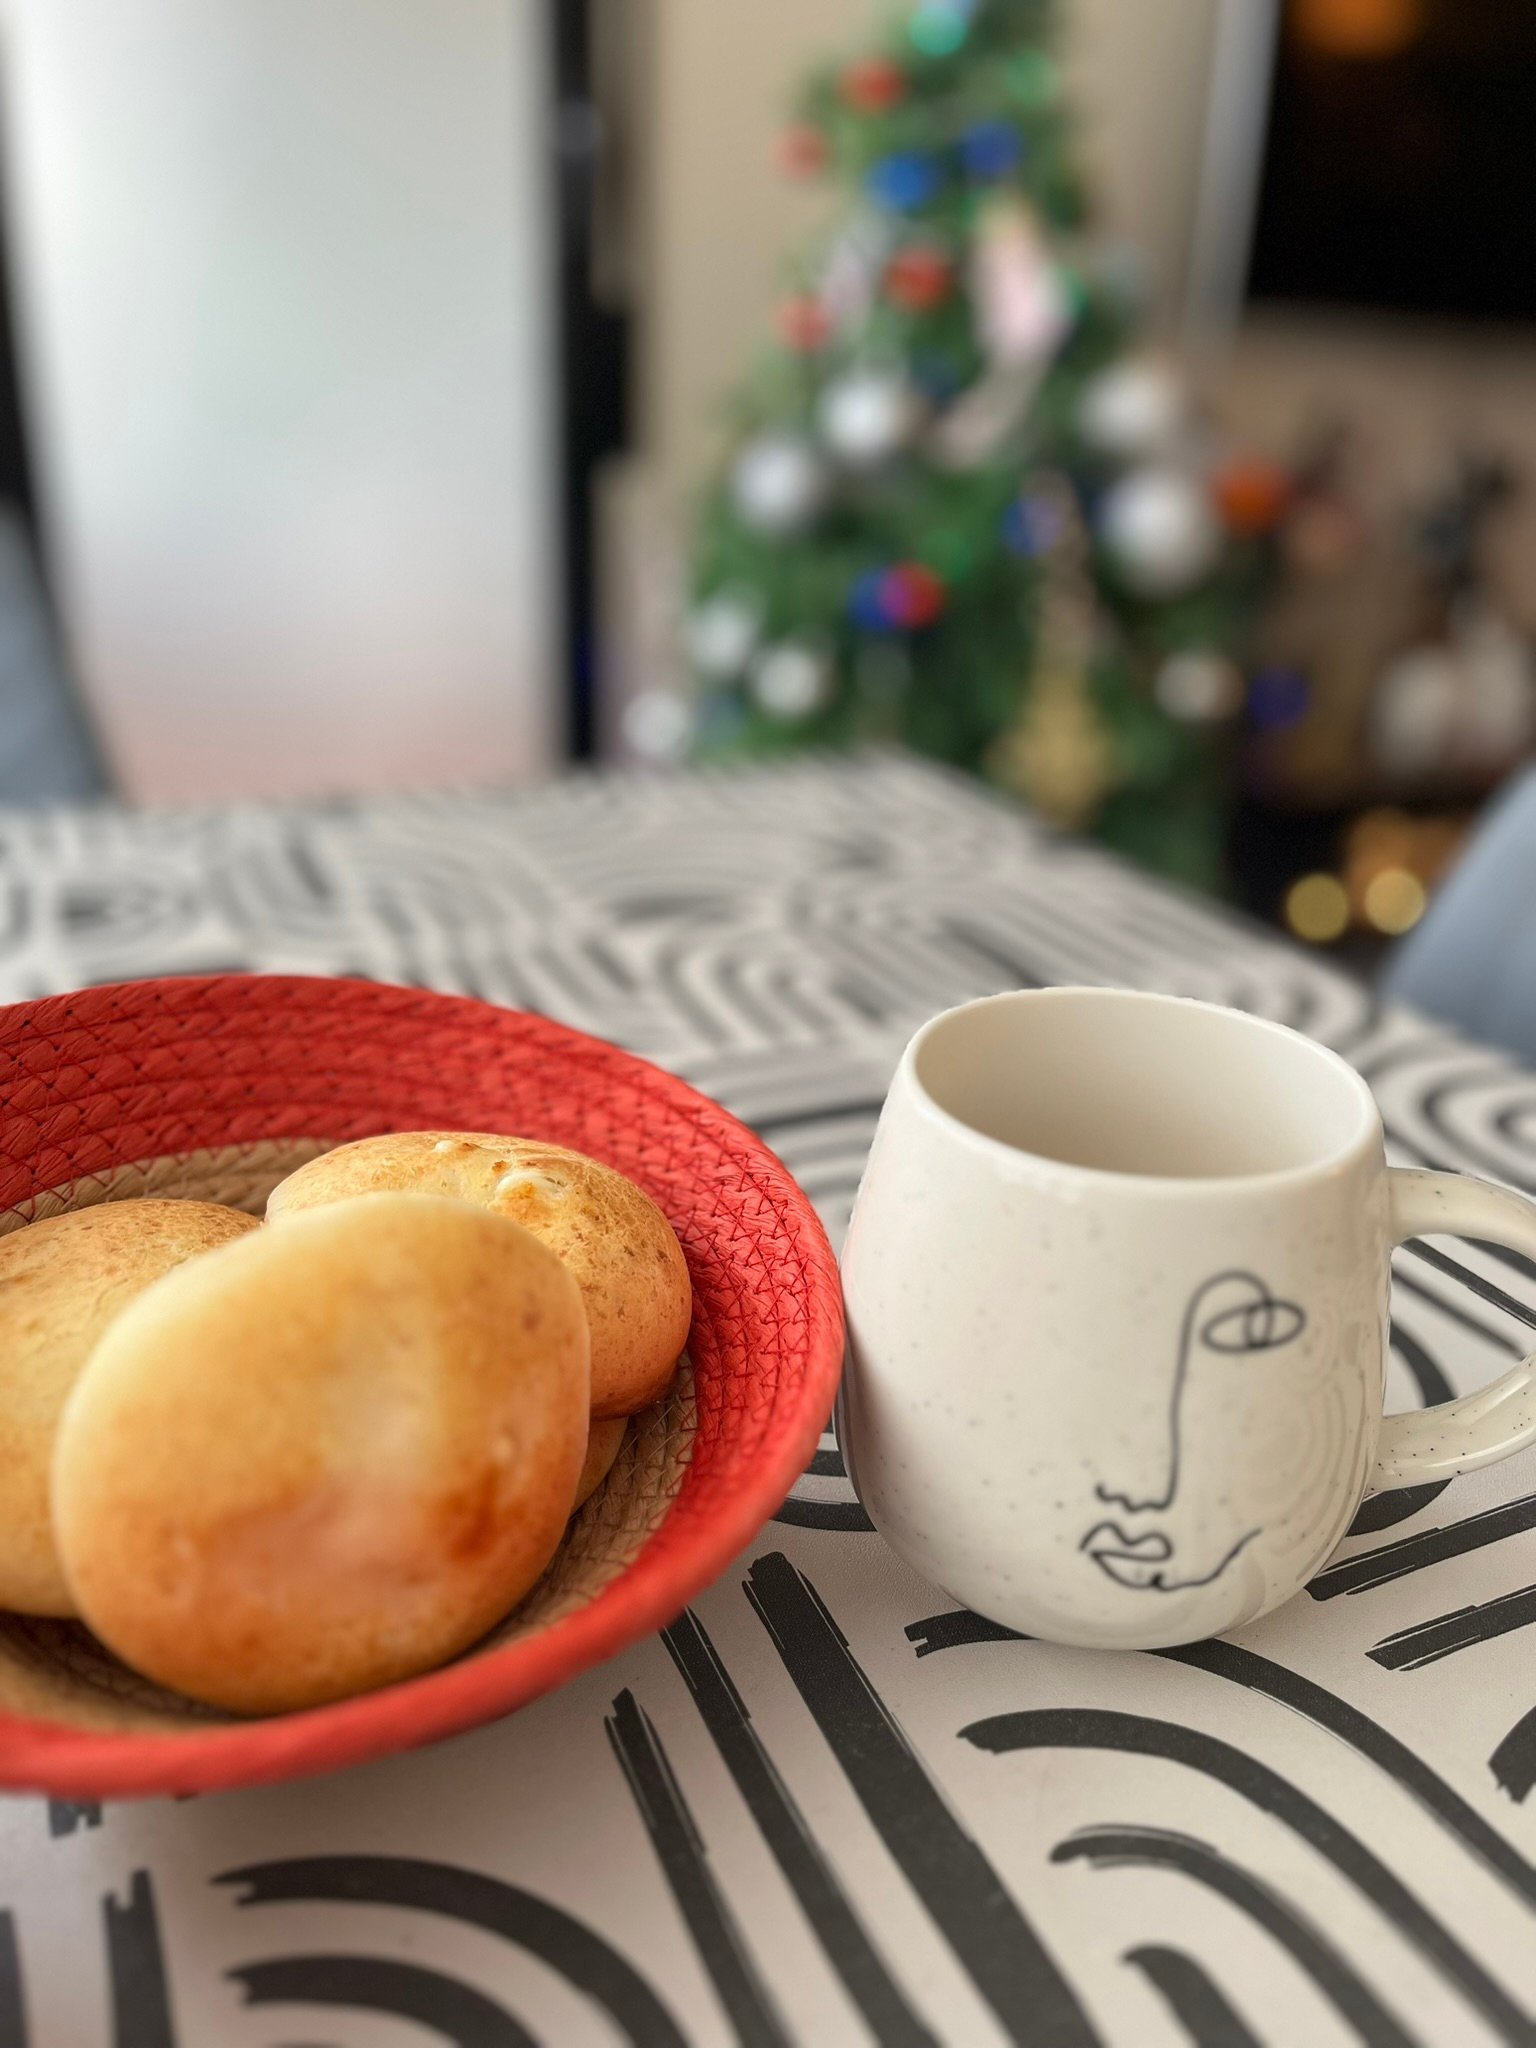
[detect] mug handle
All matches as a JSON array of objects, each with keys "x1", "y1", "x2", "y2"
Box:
[{"x1": 1374, "y1": 1167, "x2": 1536, "y2": 1490}]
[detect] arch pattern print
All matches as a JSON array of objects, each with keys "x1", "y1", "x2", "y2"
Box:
[
  {"x1": 960, "y1": 1710, "x2": 1533, "y2": 2043},
  {"x1": 744, "y1": 1552, "x2": 1099, "y2": 2047},
  {"x1": 904, "y1": 1613, "x2": 1536, "y2": 1909},
  {"x1": 1124, "y1": 1946, "x2": 1265, "y2": 2048},
  {"x1": 1491, "y1": 1709, "x2": 1536, "y2": 1806},
  {"x1": 217, "y1": 1858, "x2": 686, "y2": 2048},
  {"x1": 605, "y1": 1688, "x2": 792, "y2": 2048},
  {"x1": 0, "y1": 757, "x2": 1530, "y2": 2039},
  {"x1": 1053, "y1": 1827, "x2": 1416, "y2": 2046},
  {"x1": 228, "y1": 1955, "x2": 538, "y2": 2048}
]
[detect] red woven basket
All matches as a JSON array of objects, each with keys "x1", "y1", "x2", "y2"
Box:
[{"x1": 0, "y1": 975, "x2": 845, "y2": 1797}]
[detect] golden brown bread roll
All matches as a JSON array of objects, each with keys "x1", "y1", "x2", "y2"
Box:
[
  {"x1": 574, "y1": 1416, "x2": 627, "y2": 1510},
  {"x1": 52, "y1": 1193, "x2": 590, "y2": 1714},
  {"x1": 0, "y1": 1199, "x2": 259, "y2": 1616},
  {"x1": 267, "y1": 1132, "x2": 690, "y2": 1417}
]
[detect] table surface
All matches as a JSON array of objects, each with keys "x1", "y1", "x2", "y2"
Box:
[{"x1": 0, "y1": 753, "x2": 1532, "y2": 2047}]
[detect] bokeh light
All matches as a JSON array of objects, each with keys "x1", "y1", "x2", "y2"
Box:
[
  {"x1": 1362, "y1": 867, "x2": 1427, "y2": 935},
  {"x1": 1285, "y1": 872, "x2": 1351, "y2": 944},
  {"x1": 1293, "y1": 0, "x2": 1424, "y2": 61}
]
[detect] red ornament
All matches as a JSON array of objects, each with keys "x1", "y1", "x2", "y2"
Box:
[
  {"x1": 883, "y1": 246, "x2": 953, "y2": 311},
  {"x1": 880, "y1": 562, "x2": 947, "y2": 629},
  {"x1": 777, "y1": 123, "x2": 829, "y2": 177},
  {"x1": 776, "y1": 294, "x2": 831, "y2": 353},
  {"x1": 1212, "y1": 458, "x2": 1291, "y2": 537},
  {"x1": 840, "y1": 57, "x2": 907, "y2": 112}
]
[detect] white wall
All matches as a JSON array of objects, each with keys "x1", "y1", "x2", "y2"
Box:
[{"x1": 2, "y1": 0, "x2": 558, "y2": 802}]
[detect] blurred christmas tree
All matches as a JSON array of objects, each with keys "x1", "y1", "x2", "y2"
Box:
[{"x1": 654, "y1": 0, "x2": 1286, "y2": 889}]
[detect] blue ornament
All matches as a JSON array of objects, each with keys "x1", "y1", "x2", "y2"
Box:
[
  {"x1": 1248, "y1": 666, "x2": 1310, "y2": 730},
  {"x1": 867, "y1": 151, "x2": 942, "y2": 212},
  {"x1": 1003, "y1": 492, "x2": 1063, "y2": 559},
  {"x1": 849, "y1": 568, "x2": 895, "y2": 632},
  {"x1": 960, "y1": 119, "x2": 1023, "y2": 182}
]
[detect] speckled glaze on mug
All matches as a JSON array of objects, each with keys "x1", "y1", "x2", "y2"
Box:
[{"x1": 838, "y1": 988, "x2": 1536, "y2": 1650}]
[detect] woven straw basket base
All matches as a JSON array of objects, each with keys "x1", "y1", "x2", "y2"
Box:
[{"x1": 0, "y1": 1142, "x2": 696, "y2": 1735}]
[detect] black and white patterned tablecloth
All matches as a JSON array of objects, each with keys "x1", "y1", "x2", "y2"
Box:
[{"x1": 0, "y1": 753, "x2": 1533, "y2": 2046}]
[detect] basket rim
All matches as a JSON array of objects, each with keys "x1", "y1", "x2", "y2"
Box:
[{"x1": 0, "y1": 974, "x2": 846, "y2": 1795}]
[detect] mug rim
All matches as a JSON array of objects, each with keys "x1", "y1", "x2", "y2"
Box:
[{"x1": 901, "y1": 985, "x2": 1383, "y2": 1194}]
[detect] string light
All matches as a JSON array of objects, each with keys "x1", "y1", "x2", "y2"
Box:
[
  {"x1": 1363, "y1": 868, "x2": 1427, "y2": 936},
  {"x1": 1344, "y1": 806, "x2": 1413, "y2": 911},
  {"x1": 1285, "y1": 873, "x2": 1349, "y2": 945}
]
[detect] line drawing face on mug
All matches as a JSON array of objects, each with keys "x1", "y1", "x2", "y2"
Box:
[{"x1": 1079, "y1": 1272, "x2": 1307, "y2": 1594}]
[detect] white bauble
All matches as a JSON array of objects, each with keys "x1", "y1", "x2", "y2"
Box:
[
  {"x1": 686, "y1": 593, "x2": 761, "y2": 679},
  {"x1": 1154, "y1": 650, "x2": 1243, "y2": 723},
  {"x1": 750, "y1": 642, "x2": 834, "y2": 720},
  {"x1": 818, "y1": 369, "x2": 917, "y2": 469},
  {"x1": 1372, "y1": 611, "x2": 1536, "y2": 781},
  {"x1": 1100, "y1": 468, "x2": 1221, "y2": 597},
  {"x1": 1368, "y1": 647, "x2": 1459, "y2": 780},
  {"x1": 622, "y1": 689, "x2": 693, "y2": 764},
  {"x1": 731, "y1": 435, "x2": 829, "y2": 536},
  {"x1": 1078, "y1": 360, "x2": 1186, "y2": 462},
  {"x1": 1458, "y1": 606, "x2": 1536, "y2": 769}
]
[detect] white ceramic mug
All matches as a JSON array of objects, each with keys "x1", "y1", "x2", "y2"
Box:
[{"x1": 838, "y1": 988, "x2": 1536, "y2": 1649}]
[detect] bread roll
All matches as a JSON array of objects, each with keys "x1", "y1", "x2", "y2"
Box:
[
  {"x1": 268, "y1": 1132, "x2": 690, "y2": 1417},
  {"x1": 0, "y1": 1199, "x2": 259, "y2": 1616},
  {"x1": 574, "y1": 1416, "x2": 627, "y2": 1510},
  {"x1": 53, "y1": 1193, "x2": 589, "y2": 1714}
]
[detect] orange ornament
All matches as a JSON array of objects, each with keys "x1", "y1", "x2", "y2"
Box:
[
  {"x1": 841, "y1": 57, "x2": 906, "y2": 112},
  {"x1": 777, "y1": 124, "x2": 829, "y2": 178},
  {"x1": 1213, "y1": 458, "x2": 1291, "y2": 536},
  {"x1": 884, "y1": 246, "x2": 953, "y2": 311},
  {"x1": 776, "y1": 294, "x2": 831, "y2": 353}
]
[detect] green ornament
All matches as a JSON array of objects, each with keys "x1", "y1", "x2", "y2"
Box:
[
  {"x1": 909, "y1": 2, "x2": 969, "y2": 58},
  {"x1": 1006, "y1": 49, "x2": 1060, "y2": 109},
  {"x1": 919, "y1": 525, "x2": 983, "y2": 582}
]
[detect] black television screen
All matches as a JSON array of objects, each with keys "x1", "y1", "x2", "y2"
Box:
[{"x1": 1246, "y1": 0, "x2": 1536, "y2": 323}]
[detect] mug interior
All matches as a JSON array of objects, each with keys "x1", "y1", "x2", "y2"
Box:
[{"x1": 911, "y1": 988, "x2": 1375, "y2": 1180}]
